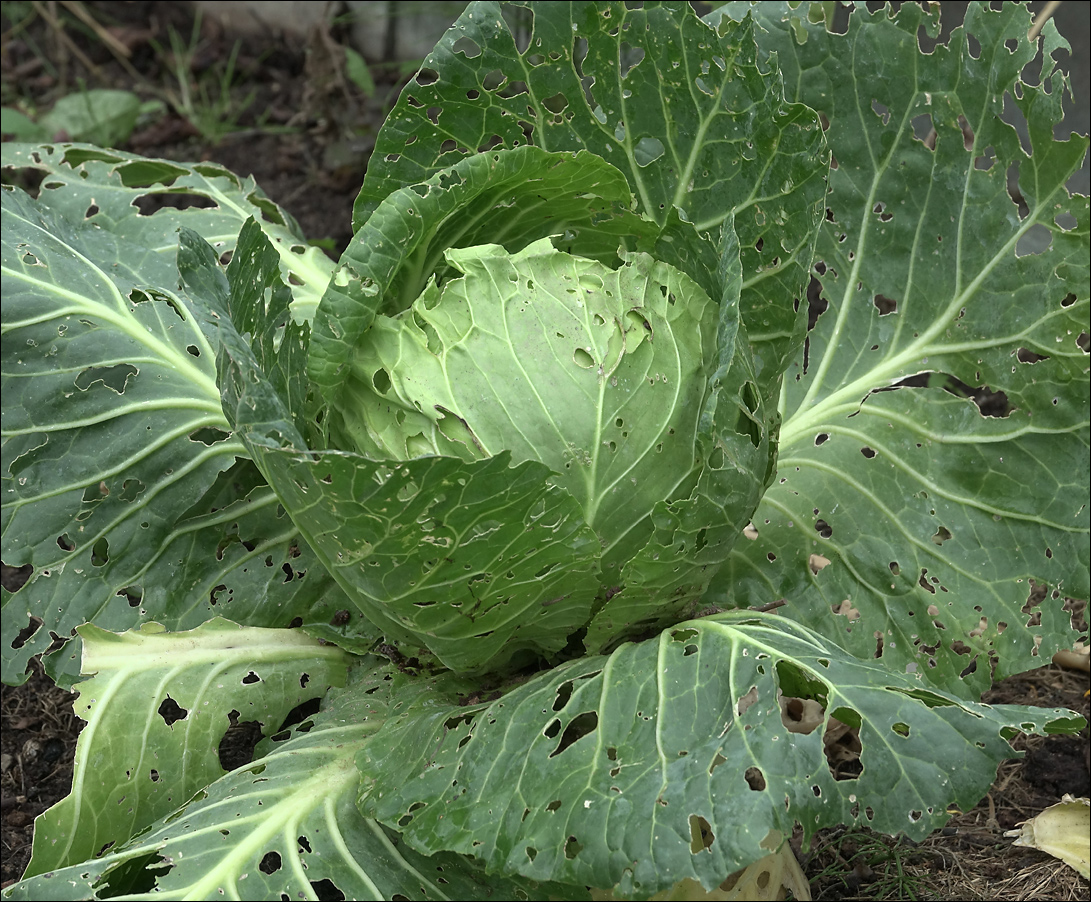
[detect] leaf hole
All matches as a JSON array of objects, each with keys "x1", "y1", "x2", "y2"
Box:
[
  {"x1": 91, "y1": 537, "x2": 110, "y2": 567},
  {"x1": 542, "y1": 91, "x2": 569, "y2": 113},
  {"x1": 824, "y1": 709, "x2": 862, "y2": 780},
  {"x1": 549, "y1": 711, "x2": 598, "y2": 758},
  {"x1": 133, "y1": 192, "x2": 217, "y2": 214},
  {"x1": 482, "y1": 68, "x2": 506, "y2": 91},
  {"x1": 873, "y1": 294, "x2": 897, "y2": 315},
  {"x1": 911, "y1": 113, "x2": 934, "y2": 148},
  {"x1": 452, "y1": 36, "x2": 481, "y2": 58},
  {"x1": 634, "y1": 136, "x2": 665, "y2": 167},
  {"x1": 1015, "y1": 223, "x2": 1053, "y2": 256},
  {"x1": 1016, "y1": 347, "x2": 1048, "y2": 364},
  {"x1": 918, "y1": 569, "x2": 936, "y2": 594},
  {"x1": 619, "y1": 42, "x2": 644, "y2": 78},
  {"x1": 311, "y1": 879, "x2": 344, "y2": 901},
  {"x1": 1007, "y1": 161, "x2": 1029, "y2": 219},
  {"x1": 158, "y1": 695, "x2": 189, "y2": 727},
  {"x1": 189, "y1": 428, "x2": 231, "y2": 446},
  {"x1": 573, "y1": 347, "x2": 595, "y2": 368},
  {"x1": 744, "y1": 766, "x2": 766, "y2": 791},
  {"x1": 219, "y1": 710, "x2": 263, "y2": 770},
  {"x1": 861, "y1": 447, "x2": 876, "y2": 458},
  {"x1": 75, "y1": 363, "x2": 138, "y2": 394},
  {"x1": 688, "y1": 815, "x2": 714, "y2": 853},
  {"x1": 259, "y1": 851, "x2": 282, "y2": 874},
  {"x1": 117, "y1": 586, "x2": 143, "y2": 607}
]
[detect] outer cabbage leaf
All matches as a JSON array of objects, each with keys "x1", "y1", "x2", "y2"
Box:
[
  {"x1": 5, "y1": 649, "x2": 569, "y2": 901},
  {"x1": 352, "y1": 2, "x2": 828, "y2": 396},
  {"x1": 37, "y1": 467, "x2": 377, "y2": 689},
  {"x1": 358, "y1": 610, "x2": 1083, "y2": 897},
  {"x1": 2, "y1": 165, "x2": 351, "y2": 687},
  {"x1": 1, "y1": 186, "x2": 242, "y2": 683},
  {"x1": 22, "y1": 619, "x2": 349, "y2": 880},
  {"x1": 708, "y1": 2, "x2": 1090, "y2": 695},
  {"x1": 0, "y1": 142, "x2": 334, "y2": 319}
]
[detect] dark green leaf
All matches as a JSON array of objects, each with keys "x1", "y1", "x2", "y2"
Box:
[
  {"x1": 709, "y1": 1, "x2": 1089, "y2": 695},
  {"x1": 359, "y1": 611, "x2": 1082, "y2": 895},
  {"x1": 1, "y1": 188, "x2": 241, "y2": 683}
]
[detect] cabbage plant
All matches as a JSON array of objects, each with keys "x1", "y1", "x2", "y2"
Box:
[{"x1": 2, "y1": 2, "x2": 1088, "y2": 899}]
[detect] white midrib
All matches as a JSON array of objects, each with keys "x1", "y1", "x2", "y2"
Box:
[{"x1": 781, "y1": 61, "x2": 1066, "y2": 451}]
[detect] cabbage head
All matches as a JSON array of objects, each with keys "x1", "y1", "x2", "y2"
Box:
[{"x1": 291, "y1": 148, "x2": 777, "y2": 672}]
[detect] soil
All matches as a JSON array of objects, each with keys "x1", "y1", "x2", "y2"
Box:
[{"x1": 2, "y1": 1, "x2": 1089, "y2": 898}]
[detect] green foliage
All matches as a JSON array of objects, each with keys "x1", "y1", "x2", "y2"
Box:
[
  {"x1": 1, "y1": 2, "x2": 1087, "y2": 900},
  {"x1": 3, "y1": 89, "x2": 152, "y2": 146},
  {"x1": 708, "y1": 0, "x2": 1090, "y2": 694},
  {"x1": 154, "y1": 11, "x2": 258, "y2": 143}
]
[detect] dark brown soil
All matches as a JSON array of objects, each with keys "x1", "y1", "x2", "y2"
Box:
[
  {"x1": 1, "y1": 0, "x2": 403, "y2": 257},
  {"x1": 2, "y1": 1, "x2": 1089, "y2": 898}
]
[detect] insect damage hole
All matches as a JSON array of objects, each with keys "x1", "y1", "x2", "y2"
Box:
[
  {"x1": 744, "y1": 766, "x2": 766, "y2": 791},
  {"x1": 824, "y1": 709, "x2": 863, "y2": 780},
  {"x1": 219, "y1": 709, "x2": 264, "y2": 770},
  {"x1": 310, "y1": 879, "x2": 345, "y2": 901},
  {"x1": 548, "y1": 712, "x2": 598, "y2": 758},
  {"x1": 688, "y1": 815, "x2": 715, "y2": 853},
  {"x1": 873, "y1": 294, "x2": 897, "y2": 315},
  {"x1": 158, "y1": 695, "x2": 189, "y2": 727}
]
